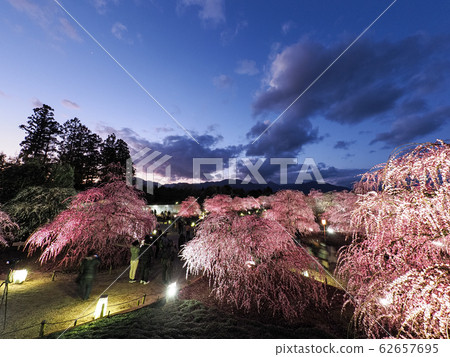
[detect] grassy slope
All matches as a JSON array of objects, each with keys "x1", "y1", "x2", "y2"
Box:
[{"x1": 47, "y1": 299, "x2": 337, "y2": 339}]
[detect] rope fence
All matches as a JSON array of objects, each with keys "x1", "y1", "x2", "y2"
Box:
[{"x1": 0, "y1": 293, "x2": 148, "y2": 338}]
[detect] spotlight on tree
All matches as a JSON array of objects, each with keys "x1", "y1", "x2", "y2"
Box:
[
  {"x1": 10, "y1": 269, "x2": 28, "y2": 284},
  {"x1": 94, "y1": 295, "x2": 108, "y2": 319},
  {"x1": 166, "y1": 282, "x2": 177, "y2": 299}
]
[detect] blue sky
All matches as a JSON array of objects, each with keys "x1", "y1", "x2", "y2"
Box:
[{"x1": 1, "y1": 0, "x2": 450, "y2": 187}]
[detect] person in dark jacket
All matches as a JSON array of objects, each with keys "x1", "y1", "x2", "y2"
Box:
[
  {"x1": 160, "y1": 234, "x2": 176, "y2": 284},
  {"x1": 78, "y1": 250, "x2": 100, "y2": 300},
  {"x1": 137, "y1": 235, "x2": 153, "y2": 284}
]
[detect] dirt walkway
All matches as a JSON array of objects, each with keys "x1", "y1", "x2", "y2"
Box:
[{"x1": 0, "y1": 246, "x2": 191, "y2": 339}]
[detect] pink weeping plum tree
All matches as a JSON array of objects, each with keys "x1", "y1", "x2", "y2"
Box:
[
  {"x1": 181, "y1": 192, "x2": 327, "y2": 321},
  {"x1": 26, "y1": 180, "x2": 157, "y2": 269},
  {"x1": 177, "y1": 196, "x2": 201, "y2": 218},
  {"x1": 320, "y1": 191, "x2": 359, "y2": 234},
  {"x1": 262, "y1": 190, "x2": 320, "y2": 235},
  {"x1": 0, "y1": 209, "x2": 19, "y2": 247},
  {"x1": 354, "y1": 264, "x2": 450, "y2": 339},
  {"x1": 337, "y1": 140, "x2": 450, "y2": 338}
]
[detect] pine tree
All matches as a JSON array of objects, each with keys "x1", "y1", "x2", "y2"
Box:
[
  {"x1": 100, "y1": 133, "x2": 131, "y2": 180},
  {"x1": 19, "y1": 104, "x2": 61, "y2": 164},
  {"x1": 59, "y1": 118, "x2": 102, "y2": 187}
]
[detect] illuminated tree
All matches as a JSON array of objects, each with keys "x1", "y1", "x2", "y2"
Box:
[
  {"x1": 181, "y1": 211, "x2": 327, "y2": 321},
  {"x1": 26, "y1": 180, "x2": 157, "y2": 269},
  {"x1": 262, "y1": 190, "x2": 319, "y2": 235},
  {"x1": 0, "y1": 209, "x2": 19, "y2": 247},
  {"x1": 177, "y1": 196, "x2": 201, "y2": 217},
  {"x1": 337, "y1": 140, "x2": 450, "y2": 338},
  {"x1": 320, "y1": 191, "x2": 358, "y2": 234},
  {"x1": 203, "y1": 194, "x2": 234, "y2": 214},
  {"x1": 354, "y1": 264, "x2": 450, "y2": 339}
]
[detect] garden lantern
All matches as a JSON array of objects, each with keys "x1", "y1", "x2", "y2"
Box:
[{"x1": 94, "y1": 295, "x2": 108, "y2": 319}]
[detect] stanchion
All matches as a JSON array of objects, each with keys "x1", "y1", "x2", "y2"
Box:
[
  {"x1": 39, "y1": 320, "x2": 46, "y2": 338},
  {"x1": 142, "y1": 294, "x2": 146, "y2": 304}
]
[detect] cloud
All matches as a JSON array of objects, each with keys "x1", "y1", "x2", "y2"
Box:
[
  {"x1": 317, "y1": 164, "x2": 367, "y2": 188},
  {"x1": 281, "y1": 20, "x2": 296, "y2": 35},
  {"x1": 178, "y1": 0, "x2": 225, "y2": 26},
  {"x1": 155, "y1": 127, "x2": 175, "y2": 133},
  {"x1": 235, "y1": 60, "x2": 259, "y2": 76},
  {"x1": 213, "y1": 74, "x2": 233, "y2": 89},
  {"x1": 7, "y1": 0, "x2": 82, "y2": 42},
  {"x1": 97, "y1": 126, "x2": 243, "y2": 181},
  {"x1": 111, "y1": 22, "x2": 128, "y2": 40},
  {"x1": 61, "y1": 99, "x2": 80, "y2": 109},
  {"x1": 220, "y1": 20, "x2": 247, "y2": 45},
  {"x1": 7, "y1": 0, "x2": 49, "y2": 27},
  {"x1": 334, "y1": 140, "x2": 356, "y2": 150},
  {"x1": 91, "y1": 0, "x2": 120, "y2": 14},
  {"x1": 58, "y1": 18, "x2": 82, "y2": 42},
  {"x1": 249, "y1": 34, "x2": 450, "y2": 156},
  {"x1": 371, "y1": 105, "x2": 450, "y2": 147},
  {"x1": 32, "y1": 98, "x2": 43, "y2": 107}
]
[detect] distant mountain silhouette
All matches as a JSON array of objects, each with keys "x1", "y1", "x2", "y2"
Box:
[{"x1": 162, "y1": 179, "x2": 350, "y2": 193}]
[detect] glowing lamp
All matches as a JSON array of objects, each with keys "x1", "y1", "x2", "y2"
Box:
[
  {"x1": 302, "y1": 270, "x2": 309, "y2": 277},
  {"x1": 168, "y1": 220, "x2": 172, "y2": 224},
  {"x1": 11, "y1": 269, "x2": 28, "y2": 284},
  {"x1": 379, "y1": 295, "x2": 392, "y2": 307},
  {"x1": 327, "y1": 227, "x2": 335, "y2": 234},
  {"x1": 190, "y1": 222, "x2": 195, "y2": 227},
  {"x1": 239, "y1": 212, "x2": 244, "y2": 216},
  {"x1": 152, "y1": 229, "x2": 157, "y2": 235},
  {"x1": 321, "y1": 219, "x2": 327, "y2": 226},
  {"x1": 166, "y1": 282, "x2": 178, "y2": 299},
  {"x1": 245, "y1": 260, "x2": 256, "y2": 268},
  {"x1": 94, "y1": 295, "x2": 108, "y2": 319}
]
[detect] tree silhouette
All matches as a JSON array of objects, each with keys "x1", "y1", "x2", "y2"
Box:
[
  {"x1": 59, "y1": 118, "x2": 102, "y2": 187},
  {"x1": 100, "y1": 133, "x2": 131, "y2": 180},
  {"x1": 19, "y1": 104, "x2": 61, "y2": 164},
  {"x1": 26, "y1": 180, "x2": 157, "y2": 269}
]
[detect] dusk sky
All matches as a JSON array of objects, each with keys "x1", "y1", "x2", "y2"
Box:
[{"x1": 1, "y1": 0, "x2": 450, "y2": 187}]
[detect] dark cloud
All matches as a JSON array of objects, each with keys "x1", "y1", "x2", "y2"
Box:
[
  {"x1": 61, "y1": 99, "x2": 80, "y2": 109},
  {"x1": 245, "y1": 112, "x2": 322, "y2": 157},
  {"x1": 371, "y1": 105, "x2": 450, "y2": 147},
  {"x1": 249, "y1": 34, "x2": 450, "y2": 156},
  {"x1": 334, "y1": 140, "x2": 356, "y2": 150},
  {"x1": 317, "y1": 164, "x2": 368, "y2": 189},
  {"x1": 98, "y1": 126, "x2": 243, "y2": 180}
]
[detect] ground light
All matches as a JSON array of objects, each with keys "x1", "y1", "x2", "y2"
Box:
[
  {"x1": 94, "y1": 295, "x2": 108, "y2": 319},
  {"x1": 166, "y1": 282, "x2": 178, "y2": 299},
  {"x1": 10, "y1": 269, "x2": 28, "y2": 284}
]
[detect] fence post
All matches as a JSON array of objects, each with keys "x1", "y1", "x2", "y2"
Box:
[
  {"x1": 74, "y1": 319, "x2": 78, "y2": 327},
  {"x1": 51, "y1": 271, "x2": 56, "y2": 281},
  {"x1": 142, "y1": 294, "x2": 146, "y2": 305},
  {"x1": 39, "y1": 320, "x2": 46, "y2": 338}
]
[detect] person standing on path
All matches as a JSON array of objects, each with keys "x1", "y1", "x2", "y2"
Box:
[
  {"x1": 137, "y1": 235, "x2": 153, "y2": 284},
  {"x1": 129, "y1": 240, "x2": 140, "y2": 283},
  {"x1": 78, "y1": 250, "x2": 100, "y2": 300},
  {"x1": 160, "y1": 234, "x2": 176, "y2": 284}
]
